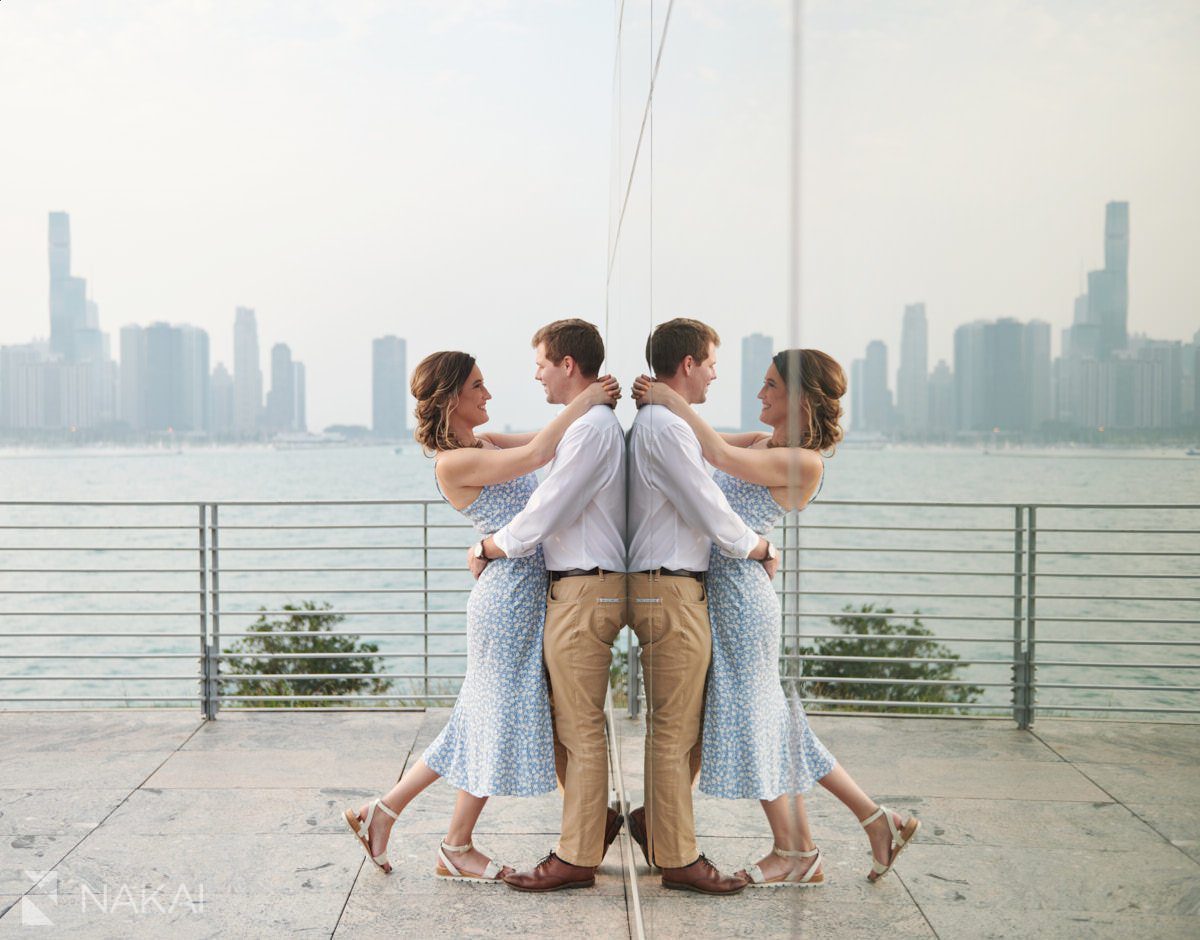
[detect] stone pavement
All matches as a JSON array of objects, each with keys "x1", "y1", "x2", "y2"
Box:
[{"x1": 1, "y1": 709, "x2": 1197, "y2": 938}]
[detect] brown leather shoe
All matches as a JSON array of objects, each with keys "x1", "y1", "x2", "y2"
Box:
[
  {"x1": 503, "y1": 852, "x2": 596, "y2": 893},
  {"x1": 661, "y1": 855, "x2": 748, "y2": 896},
  {"x1": 594, "y1": 807, "x2": 623, "y2": 870},
  {"x1": 627, "y1": 806, "x2": 656, "y2": 870}
]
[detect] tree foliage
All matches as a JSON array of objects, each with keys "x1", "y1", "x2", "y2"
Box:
[
  {"x1": 220, "y1": 602, "x2": 391, "y2": 707},
  {"x1": 788, "y1": 604, "x2": 983, "y2": 712}
]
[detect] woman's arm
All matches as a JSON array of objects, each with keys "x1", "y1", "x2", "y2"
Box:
[
  {"x1": 631, "y1": 376, "x2": 819, "y2": 491},
  {"x1": 477, "y1": 431, "x2": 537, "y2": 449},
  {"x1": 719, "y1": 431, "x2": 771, "y2": 447},
  {"x1": 437, "y1": 378, "x2": 619, "y2": 489}
]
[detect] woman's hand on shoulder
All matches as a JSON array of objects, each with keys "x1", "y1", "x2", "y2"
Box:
[
  {"x1": 584, "y1": 375, "x2": 622, "y2": 408},
  {"x1": 630, "y1": 375, "x2": 682, "y2": 411}
]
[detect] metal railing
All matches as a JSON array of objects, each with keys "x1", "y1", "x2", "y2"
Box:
[{"x1": 1, "y1": 499, "x2": 1196, "y2": 726}]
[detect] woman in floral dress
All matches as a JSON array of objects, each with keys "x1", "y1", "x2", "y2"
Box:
[
  {"x1": 633, "y1": 349, "x2": 920, "y2": 887},
  {"x1": 345, "y1": 351, "x2": 619, "y2": 880}
]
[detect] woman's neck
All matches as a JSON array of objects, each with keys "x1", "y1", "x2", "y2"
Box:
[{"x1": 448, "y1": 419, "x2": 478, "y2": 448}]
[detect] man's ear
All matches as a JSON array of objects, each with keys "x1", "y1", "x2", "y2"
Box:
[
  {"x1": 561, "y1": 355, "x2": 576, "y2": 377},
  {"x1": 680, "y1": 355, "x2": 695, "y2": 377}
]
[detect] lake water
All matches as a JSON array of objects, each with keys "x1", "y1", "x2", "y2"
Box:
[{"x1": 1, "y1": 443, "x2": 1197, "y2": 716}]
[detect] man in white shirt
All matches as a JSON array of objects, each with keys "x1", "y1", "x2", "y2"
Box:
[
  {"x1": 466, "y1": 319, "x2": 627, "y2": 892},
  {"x1": 627, "y1": 318, "x2": 777, "y2": 896}
]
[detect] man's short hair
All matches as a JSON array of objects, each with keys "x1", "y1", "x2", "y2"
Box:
[
  {"x1": 531, "y1": 319, "x2": 605, "y2": 378},
  {"x1": 645, "y1": 318, "x2": 721, "y2": 378}
]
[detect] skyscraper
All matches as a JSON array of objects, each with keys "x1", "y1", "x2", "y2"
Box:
[
  {"x1": 233, "y1": 307, "x2": 263, "y2": 435},
  {"x1": 861, "y1": 340, "x2": 893, "y2": 432},
  {"x1": 1025, "y1": 320, "x2": 1052, "y2": 430},
  {"x1": 266, "y1": 343, "x2": 296, "y2": 432},
  {"x1": 293, "y1": 362, "x2": 307, "y2": 433},
  {"x1": 928, "y1": 360, "x2": 955, "y2": 432},
  {"x1": 119, "y1": 325, "x2": 146, "y2": 429},
  {"x1": 209, "y1": 363, "x2": 235, "y2": 436},
  {"x1": 47, "y1": 212, "x2": 93, "y2": 363},
  {"x1": 954, "y1": 321, "x2": 987, "y2": 432},
  {"x1": 740, "y1": 333, "x2": 773, "y2": 430},
  {"x1": 372, "y1": 336, "x2": 408, "y2": 438},
  {"x1": 896, "y1": 304, "x2": 928, "y2": 433},
  {"x1": 179, "y1": 326, "x2": 210, "y2": 433}
]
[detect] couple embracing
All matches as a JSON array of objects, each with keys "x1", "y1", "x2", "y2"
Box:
[{"x1": 345, "y1": 318, "x2": 919, "y2": 895}]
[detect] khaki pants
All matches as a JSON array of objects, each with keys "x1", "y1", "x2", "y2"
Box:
[
  {"x1": 627, "y1": 571, "x2": 711, "y2": 869},
  {"x1": 544, "y1": 571, "x2": 626, "y2": 867}
]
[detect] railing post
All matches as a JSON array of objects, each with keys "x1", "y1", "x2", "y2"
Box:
[
  {"x1": 422, "y1": 502, "x2": 430, "y2": 699},
  {"x1": 1012, "y1": 505, "x2": 1028, "y2": 728},
  {"x1": 627, "y1": 630, "x2": 640, "y2": 718},
  {"x1": 208, "y1": 504, "x2": 222, "y2": 719},
  {"x1": 198, "y1": 503, "x2": 212, "y2": 719},
  {"x1": 1024, "y1": 506, "x2": 1038, "y2": 728}
]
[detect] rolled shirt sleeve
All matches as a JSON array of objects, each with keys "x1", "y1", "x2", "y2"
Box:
[{"x1": 650, "y1": 422, "x2": 758, "y2": 559}]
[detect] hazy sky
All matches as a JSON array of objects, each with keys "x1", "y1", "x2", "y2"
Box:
[{"x1": 2, "y1": 0, "x2": 1197, "y2": 432}]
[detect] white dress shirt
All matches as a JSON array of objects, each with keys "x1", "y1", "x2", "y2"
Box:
[
  {"x1": 492, "y1": 404, "x2": 627, "y2": 572},
  {"x1": 627, "y1": 404, "x2": 759, "y2": 572}
]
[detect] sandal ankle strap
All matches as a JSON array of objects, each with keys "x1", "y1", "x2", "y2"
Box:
[
  {"x1": 772, "y1": 846, "x2": 819, "y2": 859},
  {"x1": 373, "y1": 798, "x2": 400, "y2": 821},
  {"x1": 441, "y1": 840, "x2": 473, "y2": 853}
]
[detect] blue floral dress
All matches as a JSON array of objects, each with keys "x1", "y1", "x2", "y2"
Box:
[
  {"x1": 422, "y1": 472, "x2": 557, "y2": 797},
  {"x1": 698, "y1": 469, "x2": 836, "y2": 800}
]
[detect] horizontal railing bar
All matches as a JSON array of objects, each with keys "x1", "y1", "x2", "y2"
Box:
[
  {"x1": 779, "y1": 590, "x2": 1024, "y2": 599},
  {"x1": 218, "y1": 671, "x2": 464, "y2": 680},
  {"x1": 1034, "y1": 528, "x2": 1200, "y2": 535},
  {"x1": 212, "y1": 589, "x2": 471, "y2": 595},
  {"x1": 788, "y1": 633, "x2": 1010, "y2": 643},
  {"x1": 1036, "y1": 661, "x2": 1200, "y2": 669},
  {"x1": 215, "y1": 652, "x2": 463, "y2": 660},
  {"x1": 0, "y1": 696, "x2": 202, "y2": 702},
  {"x1": 800, "y1": 501, "x2": 1200, "y2": 509},
  {"x1": 781, "y1": 547, "x2": 1016, "y2": 555},
  {"x1": 218, "y1": 567, "x2": 470, "y2": 574},
  {"x1": 0, "y1": 653, "x2": 199, "y2": 659},
  {"x1": 1032, "y1": 616, "x2": 1198, "y2": 624},
  {"x1": 1026, "y1": 704, "x2": 1200, "y2": 714},
  {"x1": 791, "y1": 612, "x2": 1013, "y2": 621},
  {"x1": 0, "y1": 525, "x2": 195, "y2": 531},
  {"x1": 0, "y1": 546, "x2": 473, "y2": 553},
  {"x1": 789, "y1": 568, "x2": 1014, "y2": 577},
  {"x1": 6, "y1": 498, "x2": 1198, "y2": 508},
  {"x1": 0, "y1": 675, "x2": 200, "y2": 681},
  {"x1": 213, "y1": 523, "x2": 472, "y2": 530},
  {"x1": 795, "y1": 525, "x2": 1019, "y2": 533},
  {"x1": 0, "y1": 610, "x2": 468, "y2": 617},
  {"x1": 1034, "y1": 684, "x2": 1200, "y2": 692},
  {"x1": 797, "y1": 698, "x2": 1005, "y2": 710},
  {"x1": 0, "y1": 568, "x2": 199, "y2": 574},
  {"x1": 1034, "y1": 550, "x2": 1200, "y2": 557},
  {"x1": 1035, "y1": 638, "x2": 1200, "y2": 646},
  {"x1": 219, "y1": 693, "x2": 462, "y2": 700},
  {"x1": 0, "y1": 630, "x2": 469, "y2": 639},
  {"x1": 793, "y1": 676, "x2": 1008, "y2": 687},
  {"x1": 783, "y1": 654, "x2": 1011, "y2": 665},
  {"x1": 1027, "y1": 573, "x2": 1200, "y2": 581}
]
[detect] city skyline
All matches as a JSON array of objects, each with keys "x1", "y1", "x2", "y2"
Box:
[{"x1": 1, "y1": 2, "x2": 1197, "y2": 431}]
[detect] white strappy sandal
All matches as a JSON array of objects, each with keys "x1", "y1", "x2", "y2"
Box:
[
  {"x1": 744, "y1": 846, "x2": 824, "y2": 887},
  {"x1": 435, "y1": 840, "x2": 510, "y2": 883},
  {"x1": 344, "y1": 798, "x2": 400, "y2": 873},
  {"x1": 861, "y1": 805, "x2": 920, "y2": 882}
]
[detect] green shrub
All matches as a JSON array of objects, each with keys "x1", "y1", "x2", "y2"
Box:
[
  {"x1": 787, "y1": 604, "x2": 983, "y2": 713},
  {"x1": 220, "y1": 602, "x2": 392, "y2": 707}
]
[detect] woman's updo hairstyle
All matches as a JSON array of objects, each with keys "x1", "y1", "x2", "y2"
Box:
[
  {"x1": 771, "y1": 348, "x2": 846, "y2": 454},
  {"x1": 411, "y1": 351, "x2": 482, "y2": 454}
]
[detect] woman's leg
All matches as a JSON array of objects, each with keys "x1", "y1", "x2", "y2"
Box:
[
  {"x1": 439, "y1": 788, "x2": 510, "y2": 876},
  {"x1": 818, "y1": 763, "x2": 907, "y2": 879},
  {"x1": 743, "y1": 793, "x2": 819, "y2": 881},
  {"x1": 356, "y1": 758, "x2": 440, "y2": 868}
]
